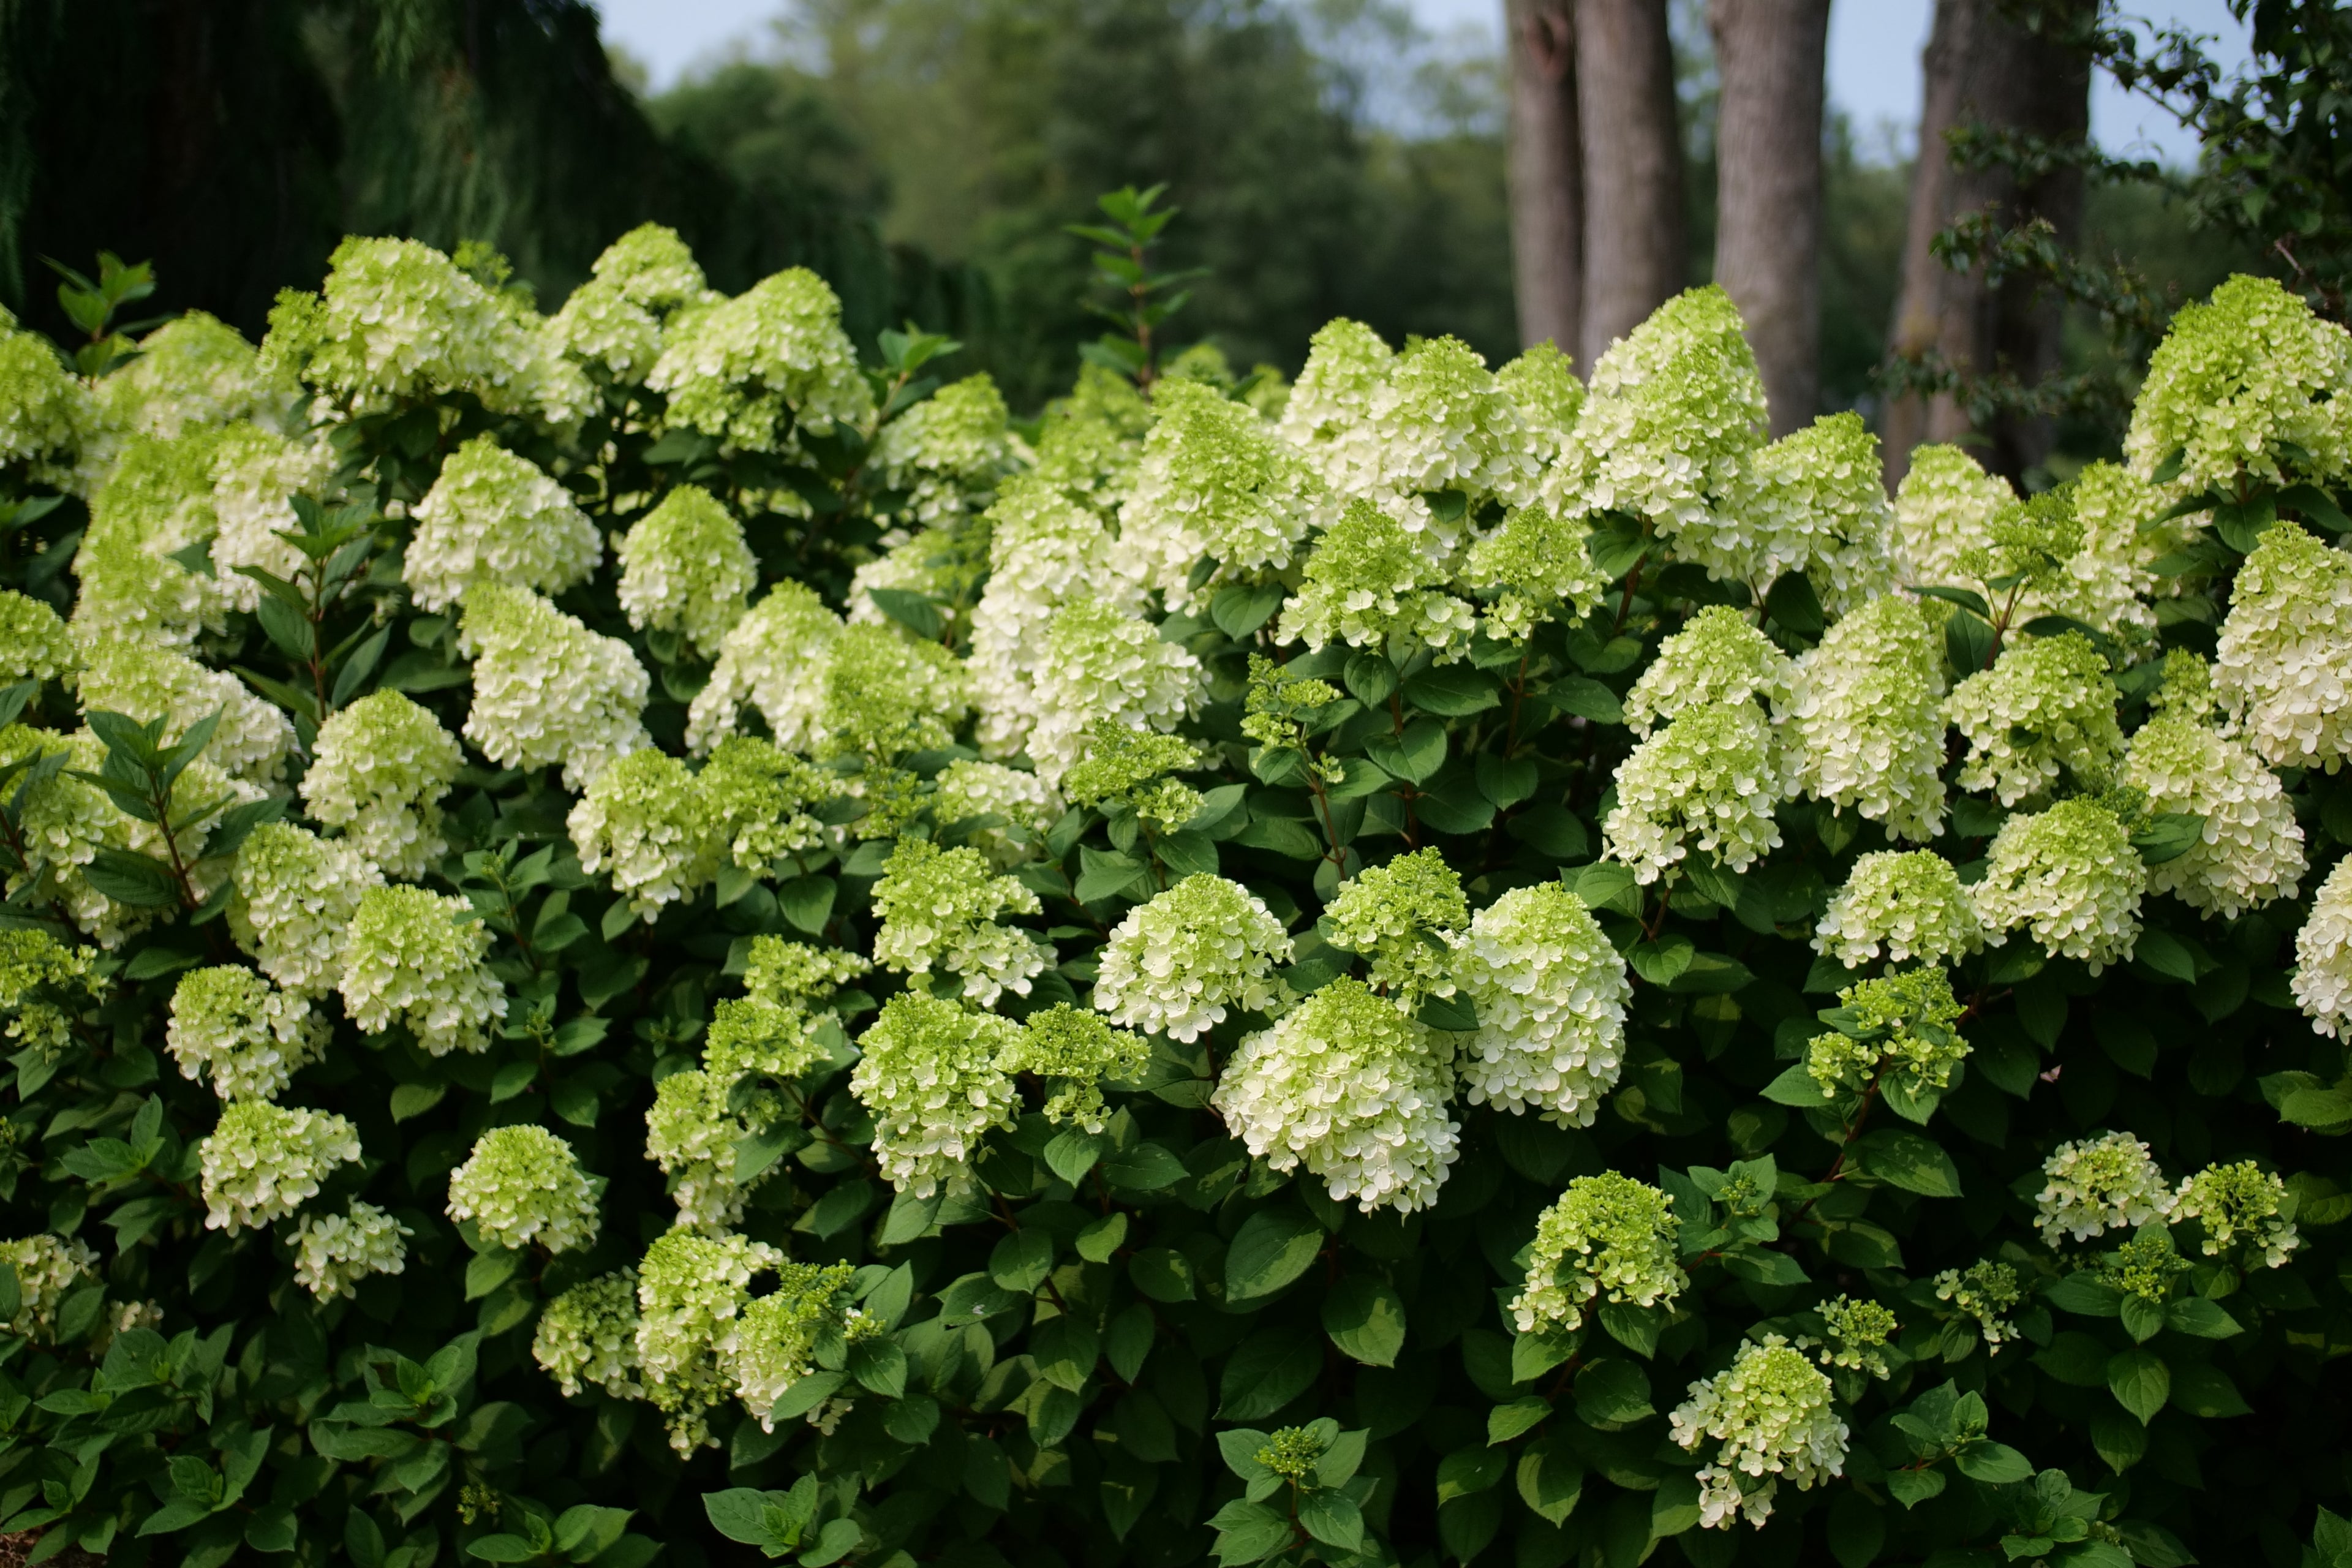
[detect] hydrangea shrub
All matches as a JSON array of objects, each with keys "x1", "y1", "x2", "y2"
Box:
[{"x1": 0, "y1": 234, "x2": 2348, "y2": 1568}]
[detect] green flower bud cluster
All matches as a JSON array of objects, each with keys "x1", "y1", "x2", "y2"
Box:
[
  {"x1": 1934, "y1": 1260, "x2": 2023, "y2": 1346},
  {"x1": 1814, "y1": 850, "x2": 1983, "y2": 969},
  {"x1": 2125, "y1": 273, "x2": 2352, "y2": 497},
  {"x1": 733, "y1": 1262, "x2": 860, "y2": 1431},
  {"x1": 2174, "y1": 1160, "x2": 2299, "y2": 1268},
  {"x1": 870, "y1": 837, "x2": 1050, "y2": 1007},
  {"x1": 1459, "y1": 501, "x2": 1607, "y2": 644},
  {"x1": 2099, "y1": 1228, "x2": 2192, "y2": 1302},
  {"x1": 997, "y1": 1003, "x2": 1150, "y2": 1133},
  {"x1": 0, "y1": 309, "x2": 88, "y2": 480},
  {"x1": 646, "y1": 268, "x2": 872, "y2": 450},
  {"x1": 1805, "y1": 965, "x2": 1970, "y2": 1102},
  {"x1": 1621, "y1": 606, "x2": 1790, "y2": 736},
  {"x1": 1511, "y1": 1172, "x2": 1685, "y2": 1333},
  {"x1": 1805, "y1": 1295, "x2": 1898, "y2": 1379},
  {"x1": 1322, "y1": 847, "x2": 1467, "y2": 1002},
  {"x1": 0, "y1": 928, "x2": 104, "y2": 1061},
  {"x1": 0, "y1": 589, "x2": 75, "y2": 685},
  {"x1": 1276, "y1": 499, "x2": 1476, "y2": 660},
  {"x1": 1062, "y1": 722, "x2": 1202, "y2": 832},
  {"x1": 872, "y1": 372, "x2": 1019, "y2": 526},
  {"x1": 532, "y1": 1269, "x2": 644, "y2": 1400},
  {"x1": 165, "y1": 965, "x2": 328, "y2": 1102},
  {"x1": 1117, "y1": 379, "x2": 1324, "y2": 609},
  {"x1": 931, "y1": 759, "x2": 1062, "y2": 867},
  {"x1": 1669, "y1": 1333, "x2": 1847, "y2": 1530},
  {"x1": 0, "y1": 1234, "x2": 97, "y2": 1341},
  {"x1": 644, "y1": 1068, "x2": 774, "y2": 1231},
  {"x1": 1751, "y1": 412, "x2": 1897, "y2": 614}
]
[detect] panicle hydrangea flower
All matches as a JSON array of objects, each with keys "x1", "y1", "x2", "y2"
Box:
[
  {"x1": 1945, "y1": 632, "x2": 2124, "y2": 804},
  {"x1": 1604, "y1": 701, "x2": 1789, "y2": 883},
  {"x1": 0, "y1": 1235, "x2": 97, "y2": 1341},
  {"x1": 1670, "y1": 1335, "x2": 1848, "y2": 1530},
  {"x1": 0, "y1": 927, "x2": 104, "y2": 1060},
  {"x1": 0, "y1": 317, "x2": 88, "y2": 480},
  {"x1": 2100, "y1": 1228, "x2": 2192, "y2": 1301},
  {"x1": 1814, "y1": 851, "x2": 1983, "y2": 968},
  {"x1": 644, "y1": 1069, "x2": 772, "y2": 1230},
  {"x1": 1804, "y1": 966, "x2": 1969, "y2": 1102},
  {"x1": 72, "y1": 427, "x2": 234, "y2": 644},
  {"x1": 166, "y1": 965, "x2": 327, "y2": 1102},
  {"x1": 1276, "y1": 498, "x2": 1477, "y2": 658},
  {"x1": 1063, "y1": 723, "x2": 1203, "y2": 831},
  {"x1": 813, "y1": 623, "x2": 971, "y2": 766},
  {"x1": 567, "y1": 748, "x2": 720, "y2": 917},
  {"x1": 0, "y1": 728, "x2": 117, "y2": 940},
  {"x1": 686, "y1": 580, "x2": 842, "y2": 754},
  {"x1": 1974, "y1": 798, "x2": 2145, "y2": 971},
  {"x1": 1275, "y1": 318, "x2": 1395, "y2": 496},
  {"x1": 1781, "y1": 595, "x2": 1948, "y2": 842},
  {"x1": 1025, "y1": 596, "x2": 1201, "y2": 785},
  {"x1": 2174, "y1": 1161, "x2": 2299, "y2": 1268},
  {"x1": 744, "y1": 937, "x2": 872, "y2": 1011},
  {"x1": 1115, "y1": 379, "x2": 1325, "y2": 609},
  {"x1": 997, "y1": 1005, "x2": 1150, "y2": 1133},
  {"x1": 704, "y1": 995, "x2": 824, "y2": 1086},
  {"x1": 2125, "y1": 701, "x2": 2306, "y2": 919},
  {"x1": 2295, "y1": 856, "x2": 2352, "y2": 1038},
  {"x1": 447, "y1": 1125, "x2": 603, "y2": 1253},
  {"x1": 851, "y1": 991, "x2": 1022, "y2": 1198},
  {"x1": 459, "y1": 582, "x2": 649, "y2": 790},
  {"x1": 592, "y1": 223, "x2": 710, "y2": 313},
  {"x1": 870, "y1": 837, "x2": 1049, "y2": 1006},
  {"x1": 1459, "y1": 502, "x2": 1609, "y2": 643},
  {"x1": 301, "y1": 690, "x2": 462, "y2": 880},
  {"x1": 1495, "y1": 340, "x2": 1584, "y2": 468},
  {"x1": 545, "y1": 224, "x2": 712, "y2": 382},
  {"x1": 232, "y1": 822, "x2": 383, "y2": 997},
  {"x1": 533, "y1": 1269, "x2": 644, "y2": 1398},
  {"x1": 1750, "y1": 412, "x2": 1898, "y2": 612},
  {"x1": 932, "y1": 759, "x2": 1061, "y2": 868},
  {"x1": 0, "y1": 589, "x2": 74, "y2": 685},
  {"x1": 1094, "y1": 874, "x2": 1294, "y2": 1041},
  {"x1": 615, "y1": 484, "x2": 756, "y2": 658},
  {"x1": 731, "y1": 1261, "x2": 861, "y2": 1428},
  {"x1": 698, "y1": 735, "x2": 837, "y2": 869},
  {"x1": 1510, "y1": 1172, "x2": 1685, "y2": 1333},
  {"x1": 1555, "y1": 286, "x2": 1766, "y2": 579},
  {"x1": 1323, "y1": 848, "x2": 1468, "y2": 1001},
  {"x1": 337, "y1": 884, "x2": 508, "y2": 1055},
  {"x1": 647, "y1": 268, "x2": 873, "y2": 449},
  {"x1": 76, "y1": 631, "x2": 293, "y2": 783},
  {"x1": 2211, "y1": 522, "x2": 2352, "y2": 771},
  {"x1": 208, "y1": 423, "x2": 334, "y2": 606},
  {"x1": 635, "y1": 1228, "x2": 786, "y2": 1452},
  {"x1": 2042, "y1": 461, "x2": 2166, "y2": 639},
  {"x1": 1212, "y1": 976, "x2": 1459, "y2": 1213},
  {"x1": 263, "y1": 236, "x2": 538, "y2": 414},
  {"x1": 1363, "y1": 334, "x2": 1542, "y2": 509},
  {"x1": 1450, "y1": 884, "x2": 1632, "y2": 1126},
  {"x1": 1893, "y1": 444, "x2": 2015, "y2": 599},
  {"x1": 872, "y1": 373, "x2": 1020, "y2": 526},
  {"x1": 1028, "y1": 363, "x2": 1152, "y2": 509},
  {"x1": 290, "y1": 1200, "x2": 410, "y2": 1301},
  {"x1": 1805, "y1": 1297, "x2": 1899, "y2": 1378},
  {"x1": 1621, "y1": 606, "x2": 1791, "y2": 736},
  {"x1": 405, "y1": 434, "x2": 602, "y2": 612},
  {"x1": 966, "y1": 478, "x2": 1132, "y2": 759},
  {"x1": 2125, "y1": 273, "x2": 2352, "y2": 496},
  {"x1": 92, "y1": 311, "x2": 276, "y2": 439},
  {"x1": 198, "y1": 1101, "x2": 361, "y2": 1232},
  {"x1": 2037, "y1": 1131, "x2": 2174, "y2": 1245},
  {"x1": 1935, "y1": 1261, "x2": 2023, "y2": 1346}
]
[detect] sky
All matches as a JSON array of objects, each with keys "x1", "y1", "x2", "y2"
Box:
[{"x1": 596, "y1": 0, "x2": 2254, "y2": 167}]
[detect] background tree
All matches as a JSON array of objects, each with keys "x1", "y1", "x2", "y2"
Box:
[
  {"x1": 1504, "y1": 0, "x2": 1581, "y2": 355},
  {"x1": 1574, "y1": 0, "x2": 1685, "y2": 364}
]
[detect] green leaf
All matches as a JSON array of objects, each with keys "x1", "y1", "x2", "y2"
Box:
[
  {"x1": 2163, "y1": 1296, "x2": 2242, "y2": 1340},
  {"x1": 84, "y1": 846, "x2": 182, "y2": 907},
  {"x1": 1851, "y1": 1129, "x2": 1963, "y2": 1197},
  {"x1": 1487, "y1": 1396, "x2": 1550, "y2": 1446},
  {"x1": 1826, "y1": 1491, "x2": 1885, "y2": 1568},
  {"x1": 1515, "y1": 1436, "x2": 1584, "y2": 1526},
  {"x1": 989, "y1": 1229, "x2": 1054, "y2": 1294},
  {"x1": 2107, "y1": 1348, "x2": 2170, "y2": 1425},
  {"x1": 1322, "y1": 1274, "x2": 1406, "y2": 1367},
  {"x1": 1572, "y1": 1359, "x2": 1653, "y2": 1426},
  {"x1": 774, "y1": 875, "x2": 836, "y2": 935},
  {"x1": 2120, "y1": 1293, "x2": 2165, "y2": 1344},
  {"x1": 1885, "y1": 1467, "x2": 1947, "y2": 1508},
  {"x1": 1364, "y1": 717, "x2": 1447, "y2": 784},
  {"x1": 1212, "y1": 582, "x2": 1285, "y2": 639},
  {"x1": 2167, "y1": 1360, "x2": 2251, "y2": 1417},
  {"x1": 867, "y1": 587, "x2": 943, "y2": 639},
  {"x1": 1402, "y1": 665, "x2": 1499, "y2": 717},
  {"x1": 1953, "y1": 1441, "x2": 2033, "y2": 1483},
  {"x1": 1415, "y1": 991, "x2": 1478, "y2": 1031},
  {"x1": 1548, "y1": 676, "x2": 1623, "y2": 725},
  {"x1": 1297, "y1": 1490, "x2": 1363, "y2": 1553},
  {"x1": 1474, "y1": 753, "x2": 1537, "y2": 809},
  {"x1": 1764, "y1": 571, "x2": 1825, "y2": 636},
  {"x1": 1628, "y1": 933, "x2": 1694, "y2": 987},
  {"x1": 1076, "y1": 848, "x2": 1153, "y2": 903},
  {"x1": 2132, "y1": 812, "x2": 2206, "y2": 866},
  {"x1": 1225, "y1": 1205, "x2": 1325, "y2": 1302},
  {"x1": 1217, "y1": 1327, "x2": 1321, "y2": 1422},
  {"x1": 1761, "y1": 1064, "x2": 1830, "y2": 1108},
  {"x1": 1128, "y1": 1248, "x2": 1195, "y2": 1303},
  {"x1": 462, "y1": 1536, "x2": 541, "y2": 1562}
]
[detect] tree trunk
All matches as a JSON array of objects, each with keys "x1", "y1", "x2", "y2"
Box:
[
  {"x1": 1505, "y1": 0, "x2": 1582, "y2": 356},
  {"x1": 1574, "y1": 0, "x2": 1683, "y2": 368},
  {"x1": 1883, "y1": 0, "x2": 2093, "y2": 486},
  {"x1": 1709, "y1": 0, "x2": 1830, "y2": 435}
]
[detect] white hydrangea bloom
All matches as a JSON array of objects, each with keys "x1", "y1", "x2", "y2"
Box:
[
  {"x1": 0, "y1": 1235, "x2": 98, "y2": 1341},
  {"x1": 1892, "y1": 444, "x2": 2013, "y2": 597},
  {"x1": 231, "y1": 822, "x2": 383, "y2": 997},
  {"x1": 1322, "y1": 848, "x2": 1468, "y2": 1002},
  {"x1": 1974, "y1": 798, "x2": 2145, "y2": 972},
  {"x1": 1944, "y1": 633, "x2": 2124, "y2": 805},
  {"x1": 870, "y1": 837, "x2": 1050, "y2": 1006},
  {"x1": 1213, "y1": 976, "x2": 1459, "y2": 1213},
  {"x1": 644, "y1": 1069, "x2": 772, "y2": 1231},
  {"x1": 2036, "y1": 1131, "x2": 2174, "y2": 1245},
  {"x1": 635, "y1": 1228, "x2": 786, "y2": 1452},
  {"x1": 198, "y1": 1101, "x2": 362, "y2": 1233},
  {"x1": 1670, "y1": 1336, "x2": 1849, "y2": 1531},
  {"x1": 2126, "y1": 709, "x2": 2305, "y2": 918},
  {"x1": 534, "y1": 1269, "x2": 643, "y2": 1398},
  {"x1": 1781, "y1": 595, "x2": 1948, "y2": 841},
  {"x1": 546, "y1": 223, "x2": 712, "y2": 383},
  {"x1": 2211, "y1": 523, "x2": 2352, "y2": 771},
  {"x1": 1458, "y1": 502, "x2": 1610, "y2": 643},
  {"x1": 1095, "y1": 874, "x2": 1293, "y2": 1041},
  {"x1": 1750, "y1": 412, "x2": 1897, "y2": 613},
  {"x1": 1275, "y1": 497, "x2": 1478, "y2": 660},
  {"x1": 1362, "y1": 334, "x2": 1542, "y2": 510},
  {"x1": 1276, "y1": 318, "x2": 1395, "y2": 496},
  {"x1": 850, "y1": 992, "x2": 1022, "y2": 1198},
  {"x1": 208, "y1": 423, "x2": 334, "y2": 608},
  {"x1": 263, "y1": 236, "x2": 540, "y2": 415},
  {"x1": 966, "y1": 480, "x2": 1133, "y2": 758},
  {"x1": 0, "y1": 318, "x2": 91, "y2": 482},
  {"x1": 2044, "y1": 461, "x2": 2166, "y2": 639},
  {"x1": 165, "y1": 965, "x2": 328, "y2": 1102},
  {"x1": 459, "y1": 582, "x2": 649, "y2": 790},
  {"x1": 447, "y1": 1125, "x2": 603, "y2": 1253},
  {"x1": 337, "y1": 884, "x2": 508, "y2": 1055},
  {"x1": 1496, "y1": 341, "x2": 1583, "y2": 468},
  {"x1": 301, "y1": 690, "x2": 463, "y2": 880},
  {"x1": 729, "y1": 1261, "x2": 860, "y2": 1430},
  {"x1": 0, "y1": 589, "x2": 75, "y2": 685},
  {"x1": 1025, "y1": 596, "x2": 1202, "y2": 786},
  {"x1": 1934, "y1": 1261, "x2": 2023, "y2": 1348},
  {"x1": 647, "y1": 268, "x2": 873, "y2": 449},
  {"x1": 686, "y1": 579, "x2": 843, "y2": 755},
  {"x1": 615, "y1": 484, "x2": 756, "y2": 658},
  {"x1": 404, "y1": 434, "x2": 602, "y2": 612},
  {"x1": 1894, "y1": 450, "x2": 2158, "y2": 638},
  {"x1": 1115, "y1": 379, "x2": 1325, "y2": 609},
  {"x1": 1814, "y1": 851, "x2": 1983, "y2": 968},
  {"x1": 1453, "y1": 882, "x2": 1632, "y2": 1126},
  {"x1": 1621, "y1": 606, "x2": 1791, "y2": 736},
  {"x1": 810, "y1": 622, "x2": 971, "y2": 764},
  {"x1": 1604, "y1": 701, "x2": 1790, "y2": 884},
  {"x1": 0, "y1": 729, "x2": 128, "y2": 944},
  {"x1": 2125, "y1": 273, "x2": 2352, "y2": 497},
  {"x1": 2293, "y1": 855, "x2": 2352, "y2": 1039},
  {"x1": 2174, "y1": 1161, "x2": 2299, "y2": 1268},
  {"x1": 71, "y1": 427, "x2": 236, "y2": 645},
  {"x1": 568, "y1": 748, "x2": 722, "y2": 918},
  {"x1": 290, "y1": 1200, "x2": 410, "y2": 1301},
  {"x1": 932, "y1": 760, "x2": 1061, "y2": 868},
  {"x1": 77, "y1": 628, "x2": 293, "y2": 784},
  {"x1": 872, "y1": 372, "x2": 1021, "y2": 526},
  {"x1": 1513, "y1": 1172, "x2": 1684, "y2": 1333}
]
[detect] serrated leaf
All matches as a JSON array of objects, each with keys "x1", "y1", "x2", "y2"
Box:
[{"x1": 1226, "y1": 1206, "x2": 1325, "y2": 1302}]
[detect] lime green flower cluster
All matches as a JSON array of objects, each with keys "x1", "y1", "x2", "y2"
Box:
[
  {"x1": 1669, "y1": 1335, "x2": 1848, "y2": 1530},
  {"x1": 0, "y1": 928, "x2": 104, "y2": 1060},
  {"x1": 0, "y1": 308, "x2": 88, "y2": 480},
  {"x1": 0, "y1": 589, "x2": 75, "y2": 686},
  {"x1": 1975, "y1": 797, "x2": 2145, "y2": 971},
  {"x1": 301, "y1": 690, "x2": 463, "y2": 880},
  {"x1": 2174, "y1": 1160, "x2": 2299, "y2": 1268},
  {"x1": 0, "y1": 1234, "x2": 97, "y2": 1341},
  {"x1": 615, "y1": 484, "x2": 757, "y2": 658},
  {"x1": 1276, "y1": 499, "x2": 1476, "y2": 660},
  {"x1": 290, "y1": 1200, "x2": 410, "y2": 1302},
  {"x1": 2125, "y1": 273, "x2": 2352, "y2": 496},
  {"x1": 165, "y1": 965, "x2": 328, "y2": 1102},
  {"x1": 1622, "y1": 606, "x2": 1791, "y2": 736},
  {"x1": 2297, "y1": 857, "x2": 2352, "y2": 1039},
  {"x1": 1805, "y1": 966, "x2": 1970, "y2": 1102},
  {"x1": 1322, "y1": 847, "x2": 1467, "y2": 1002},
  {"x1": 1117, "y1": 378, "x2": 1324, "y2": 608},
  {"x1": 1944, "y1": 633, "x2": 2124, "y2": 806},
  {"x1": 458, "y1": 582, "x2": 650, "y2": 790},
  {"x1": 447, "y1": 1125, "x2": 603, "y2": 1254},
  {"x1": 1027, "y1": 597, "x2": 1200, "y2": 785},
  {"x1": 404, "y1": 434, "x2": 603, "y2": 612},
  {"x1": 1806, "y1": 1295, "x2": 1898, "y2": 1378},
  {"x1": 2037, "y1": 1131, "x2": 2174, "y2": 1245},
  {"x1": 1605, "y1": 700, "x2": 1789, "y2": 883},
  {"x1": 1814, "y1": 850, "x2": 1983, "y2": 969},
  {"x1": 1095, "y1": 873, "x2": 1293, "y2": 1042},
  {"x1": 544, "y1": 222, "x2": 712, "y2": 383},
  {"x1": 996, "y1": 1004, "x2": 1150, "y2": 1133},
  {"x1": 2212, "y1": 522, "x2": 2352, "y2": 771},
  {"x1": 1934, "y1": 1260, "x2": 2023, "y2": 1346},
  {"x1": 1781, "y1": 595, "x2": 1948, "y2": 842},
  {"x1": 532, "y1": 1268, "x2": 644, "y2": 1400},
  {"x1": 687, "y1": 581, "x2": 843, "y2": 755},
  {"x1": 850, "y1": 990, "x2": 1022, "y2": 1199},
  {"x1": 1453, "y1": 883, "x2": 1630, "y2": 1126},
  {"x1": 647, "y1": 268, "x2": 872, "y2": 449},
  {"x1": 1510, "y1": 1172, "x2": 1685, "y2": 1333},
  {"x1": 197, "y1": 1101, "x2": 362, "y2": 1234},
  {"x1": 871, "y1": 837, "x2": 1049, "y2": 1006},
  {"x1": 1062, "y1": 722, "x2": 1202, "y2": 832},
  {"x1": 2125, "y1": 678, "x2": 2307, "y2": 918},
  {"x1": 631, "y1": 1228, "x2": 786, "y2": 1452},
  {"x1": 336, "y1": 884, "x2": 508, "y2": 1056},
  {"x1": 1752, "y1": 412, "x2": 1898, "y2": 613}
]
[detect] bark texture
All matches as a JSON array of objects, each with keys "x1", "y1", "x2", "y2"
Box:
[
  {"x1": 1506, "y1": 0, "x2": 1583, "y2": 356},
  {"x1": 1574, "y1": 0, "x2": 1683, "y2": 369},
  {"x1": 1884, "y1": 0, "x2": 2094, "y2": 486},
  {"x1": 1709, "y1": 0, "x2": 1830, "y2": 434}
]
